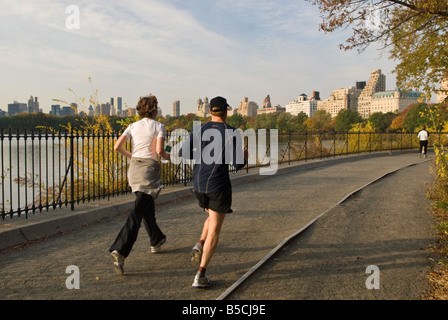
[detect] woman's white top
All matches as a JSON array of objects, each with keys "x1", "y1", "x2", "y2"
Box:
[
  {"x1": 417, "y1": 130, "x2": 429, "y2": 141},
  {"x1": 122, "y1": 118, "x2": 166, "y2": 161}
]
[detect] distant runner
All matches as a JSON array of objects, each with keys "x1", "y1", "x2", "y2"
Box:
[{"x1": 417, "y1": 126, "x2": 429, "y2": 158}]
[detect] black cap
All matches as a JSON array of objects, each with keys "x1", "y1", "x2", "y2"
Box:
[{"x1": 209, "y1": 96, "x2": 229, "y2": 112}]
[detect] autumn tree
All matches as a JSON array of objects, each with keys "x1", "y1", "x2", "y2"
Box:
[{"x1": 307, "y1": 0, "x2": 448, "y2": 98}]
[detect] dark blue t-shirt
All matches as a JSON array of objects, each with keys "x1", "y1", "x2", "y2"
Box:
[{"x1": 179, "y1": 121, "x2": 246, "y2": 194}]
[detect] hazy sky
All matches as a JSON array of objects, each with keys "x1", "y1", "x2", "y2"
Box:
[{"x1": 1, "y1": 0, "x2": 399, "y2": 115}]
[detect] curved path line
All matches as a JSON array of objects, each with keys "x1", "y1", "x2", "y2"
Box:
[{"x1": 216, "y1": 157, "x2": 432, "y2": 300}]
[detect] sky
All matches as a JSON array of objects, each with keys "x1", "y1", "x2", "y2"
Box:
[{"x1": 0, "y1": 0, "x2": 401, "y2": 116}]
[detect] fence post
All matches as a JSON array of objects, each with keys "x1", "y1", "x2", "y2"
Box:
[
  {"x1": 346, "y1": 132, "x2": 349, "y2": 155},
  {"x1": 358, "y1": 131, "x2": 360, "y2": 154},
  {"x1": 333, "y1": 132, "x2": 336, "y2": 158},
  {"x1": 305, "y1": 131, "x2": 308, "y2": 161},
  {"x1": 70, "y1": 131, "x2": 74, "y2": 211},
  {"x1": 288, "y1": 131, "x2": 291, "y2": 164},
  {"x1": 184, "y1": 162, "x2": 187, "y2": 186}
]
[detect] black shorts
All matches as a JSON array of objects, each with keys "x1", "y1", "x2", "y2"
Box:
[{"x1": 195, "y1": 187, "x2": 233, "y2": 214}]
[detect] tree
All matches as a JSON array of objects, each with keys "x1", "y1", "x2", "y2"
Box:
[
  {"x1": 367, "y1": 111, "x2": 397, "y2": 132},
  {"x1": 253, "y1": 113, "x2": 277, "y2": 130},
  {"x1": 403, "y1": 103, "x2": 432, "y2": 132},
  {"x1": 226, "y1": 113, "x2": 246, "y2": 129},
  {"x1": 334, "y1": 109, "x2": 363, "y2": 131},
  {"x1": 307, "y1": 0, "x2": 448, "y2": 97},
  {"x1": 305, "y1": 110, "x2": 333, "y2": 131},
  {"x1": 276, "y1": 112, "x2": 295, "y2": 133}
]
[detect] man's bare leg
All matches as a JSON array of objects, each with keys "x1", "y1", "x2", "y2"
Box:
[
  {"x1": 200, "y1": 209, "x2": 225, "y2": 269},
  {"x1": 192, "y1": 209, "x2": 226, "y2": 288},
  {"x1": 191, "y1": 210, "x2": 209, "y2": 265}
]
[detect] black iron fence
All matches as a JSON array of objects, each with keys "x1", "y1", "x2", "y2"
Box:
[{"x1": 1, "y1": 129, "x2": 446, "y2": 220}]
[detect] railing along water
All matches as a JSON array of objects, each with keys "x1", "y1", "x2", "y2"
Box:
[{"x1": 1, "y1": 129, "x2": 445, "y2": 220}]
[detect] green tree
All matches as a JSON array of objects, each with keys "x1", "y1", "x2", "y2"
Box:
[
  {"x1": 274, "y1": 112, "x2": 295, "y2": 133},
  {"x1": 403, "y1": 103, "x2": 432, "y2": 131},
  {"x1": 307, "y1": 0, "x2": 448, "y2": 98},
  {"x1": 253, "y1": 113, "x2": 277, "y2": 130},
  {"x1": 305, "y1": 110, "x2": 332, "y2": 132},
  {"x1": 227, "y1": 113, "x2": 246, "y2": 129},
  {"x1": 367, "y1": 112, "x2": 397, "y2": 132},
  {"x1": 293, "y1": 112, "x2": 308, "y2": 132},
  {"x1": 334, "y1": 109, "x2": 363, "y2": 132}
]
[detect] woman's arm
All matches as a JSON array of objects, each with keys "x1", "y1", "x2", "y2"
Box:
[
  {"x1": 114, "y1": 135, "x2": 132, "y2": 158},
  {"x1": 156, "y1": 137, "x2": 171, "y2": 161}
]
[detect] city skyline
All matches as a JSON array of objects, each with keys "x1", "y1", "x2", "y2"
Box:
[
  {"x1": 1, "y1": 1, "x2": 405, "y2": 116},
  {"x1": 3, "y1": 67, "x2": 429, "y2": 119}
]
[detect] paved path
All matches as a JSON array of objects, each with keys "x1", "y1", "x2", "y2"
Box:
[{"x1": 0, "y1": 151, "x2": 437, "y2": 301}]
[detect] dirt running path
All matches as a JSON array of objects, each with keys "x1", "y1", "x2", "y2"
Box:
[{"x1": 227, "y1": 161, "x2": 437, "y2": 300}]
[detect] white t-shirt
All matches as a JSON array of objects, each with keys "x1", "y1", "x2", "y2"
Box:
[
  {"x1": 417, "y1": 130, "x2": 429, "y2": 141},
  {"x1": 122, "y1": 118, "x2": 166, "y2": 160}
]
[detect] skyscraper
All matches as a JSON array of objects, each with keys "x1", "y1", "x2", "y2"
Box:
[
  {"x1": 237, "y1": 97, "x2": 258, "y2": 117},
  {"x1": 116, "y1": 97, "x2": 122, "y2": 112},
  {"x1": 196, "y1": 97, "x2": 210, "y2": 117},
  {"x1": 8, "y1": 101, "x2": 27, "y2": 116},
  {"x1": 357, "y1": 69, "x2": 386, "y2": 118},
  {"x1": 28, "y1": 96, "x2": 39, "y2": 113},
  {"x1": 173, "y1": 100, "x2": 180, "y2": 117},
  {"x1": 109, "y1": 98, "x2": 116, "y2": 116}
]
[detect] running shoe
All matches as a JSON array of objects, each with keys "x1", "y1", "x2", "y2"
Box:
[
  {"x1": 110, "y1": 250, "x2": 125, "y2": 275},
  {"x1": 192, "y1": 272, "x2": 212, "y2": 288},
  {"x1": 151, "y1": 236, "x2": 166, "y2": 253},
  {"x1": 190, "y1": 242, "x2": 203, "y2": 266}
]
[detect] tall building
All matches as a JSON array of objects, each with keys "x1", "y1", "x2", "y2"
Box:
[
  {"x1": 317, "y1": 86, "x2": 363, "y2": 117},
  {"x1": 109, "y1": 98, "x2": 116, "y2": 116},
  {"x1": 257, "y1": 94, "x2": 286, "y2": 115},
  {"x1": 96, "y1": 103, "x2": 111, "y2": 116},
  {"x1": 317, "y1": 69, "x2": 422, "y2": 119},
  {"x1": 196, "y1": 97, "x2": 210, "y2": 117},
  {"x1": 8, "y1": 101, "x2": 27, "y2": 116},
  {"x1": 173, "y1": 100, "x2": 180, "y2": 117},
  {"x1": 50, "y1": 104, "x2": 61, "y2": 116},
  {"x1": 227, "y1": 106, "x2": 237, "y2": 116},
  {"x1": 237, "y1": 97, "x2": 258, "y2": 117},
  {"x1": 116, "y1": 97, "x2": 122, "y2": 113},
  {"x1": 127, "y1": 108, "x2": 136, "y2": 117},
  {"x1": 357, "y1": 69, "x2": 386, "y2": 118},
  {"x1": 286, "y1": 93, "x2": 317, "y2": 117},
  {"x1": 356, "y1": 81, "x2": 366, "y2": 90},
  {"x1": 28, "y1": 96, "x2": 39, "y2": 113},
  {"x1": 61, "y1": 106, "x2": 76, "y2": 116},
  {"x1": 263, "y1": 95, "x2": 272, "y2": 108}
]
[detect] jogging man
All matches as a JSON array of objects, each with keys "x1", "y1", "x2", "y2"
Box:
[{"x1": 179, "y1": 96, "x2": 247, "y2": 288}]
